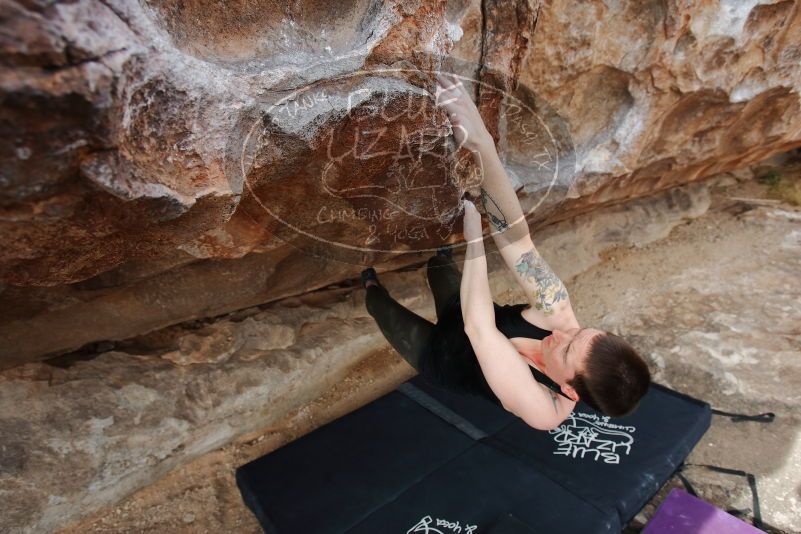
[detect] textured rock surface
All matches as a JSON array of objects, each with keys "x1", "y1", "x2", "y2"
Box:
[
  {"x1": 571, "y1": 179, "x2": 801, "y2": 533},
  {"x1": 50, "y1": 170, "x2": 801, "y2": 534},
  {"x1": 3, "y1": 0, "x2": 801, "y2": 368},
  {"x1": 0, "y1": 176, "x2": 722, "y2": 534},
  {"x1": 0, "y1": 298, "x2": 397, "y2": 533}
]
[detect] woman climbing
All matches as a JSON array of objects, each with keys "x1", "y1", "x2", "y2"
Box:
[{"x1": 362, "y1": 73, "x2": 650, "y2": 430}]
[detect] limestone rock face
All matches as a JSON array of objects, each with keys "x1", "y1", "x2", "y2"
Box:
[{"x1": 2, "y1": 0, "x2": 801, "y2": 367}]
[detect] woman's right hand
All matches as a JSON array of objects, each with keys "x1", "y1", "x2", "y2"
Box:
[{"x1": 435, "y1": 73, "x2": 494, "y2": 153}]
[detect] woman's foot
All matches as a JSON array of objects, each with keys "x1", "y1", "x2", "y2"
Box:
[
  {"x1": 360, "y1": 267, "x2": 381, "y2": 289},
  {"x1": 436, "y1": 245, "x2": 454, "y2": 260}
]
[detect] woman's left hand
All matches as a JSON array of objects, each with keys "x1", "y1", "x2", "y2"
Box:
[{"x1": 462, "y1": 199, "x2": 484, "y2": 243}]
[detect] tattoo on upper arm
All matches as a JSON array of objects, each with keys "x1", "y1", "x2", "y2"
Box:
[
  {"x1": 479, "y1": 188, "x2": 509, "y2": 232},
  {"x1": 514, "y1": 249, "x2": 569, "y2": 316}
]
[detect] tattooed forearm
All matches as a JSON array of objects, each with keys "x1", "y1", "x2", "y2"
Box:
[
  {"x1": 514, "y1": 249, "x2": 569, "y2": 315},
  {"x1": 479, "y1": 188, "x2": 509, "y2": 232}
]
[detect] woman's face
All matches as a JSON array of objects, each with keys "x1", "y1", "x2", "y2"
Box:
[{"x1": 540, "y1": 327, "x2": 603, "y2": 387}]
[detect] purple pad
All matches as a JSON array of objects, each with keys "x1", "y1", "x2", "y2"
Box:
[{"x1": 643, "y1": 489, "x2": 764, "y2": 534}]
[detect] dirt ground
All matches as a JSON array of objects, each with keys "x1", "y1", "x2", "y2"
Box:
[
  {"x1": 59, "y1": 168, "x2": 801, "y2": 534},
  {"x1": 56, "y1": 346, "x2": 415, "y2": 534}
]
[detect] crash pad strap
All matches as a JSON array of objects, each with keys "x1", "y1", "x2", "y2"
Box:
[
  {"x1": 711, "y1": 408, "x2": 775, "y2": 423},
  {"x1": 396, "y1": 382, "x2": 489, "y2": 440}
]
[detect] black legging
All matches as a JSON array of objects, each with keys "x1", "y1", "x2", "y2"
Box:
[{"x1": 365, "y1": 255, "x2": 461, "y2": 372}]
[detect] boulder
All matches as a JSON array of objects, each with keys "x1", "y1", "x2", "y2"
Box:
[{"x1": 1, "y1": 0, "x2": 800, "y2": 368}]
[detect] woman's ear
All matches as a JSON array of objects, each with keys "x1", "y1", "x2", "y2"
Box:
[{"x1": 561, "y1": 383, "x2": 579, "y2": 402}]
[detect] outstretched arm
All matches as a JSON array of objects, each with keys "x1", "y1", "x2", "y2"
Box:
[
  {"x1": 459, "y1": 200, "x2": 496, "y2": 330},
  {"x1": 437, "y1": 74, "x2": 578, "y2": 331},
  {"x1": 469, "y1": 327, "x2": 576, "y2": 429},
  {"x1": 460, "y1": 200, "x2": 574, "y2": 429},
  {"x1": 435, "y1": 73, "x2": 529, "y2": 246}
]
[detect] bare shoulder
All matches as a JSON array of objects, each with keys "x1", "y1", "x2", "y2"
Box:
[
  {"x1": 520, "y1": 300, "x2": 580, "y2": 332},
  {"x1": 512, "y1": 381, "x2": 576, "y2": 430}
]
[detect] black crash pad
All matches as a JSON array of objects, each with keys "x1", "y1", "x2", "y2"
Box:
[{"x1": 236, "y1": 376, "x2": 710, "y2": 533}]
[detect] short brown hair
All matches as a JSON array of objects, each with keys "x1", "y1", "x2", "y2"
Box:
[{"x1": 568, "y1": 332, "x2": 651, "y2": 417}]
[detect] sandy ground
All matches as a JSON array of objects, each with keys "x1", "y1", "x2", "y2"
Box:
[{"x1": 59, "y1": 172, "x2": 800, "y2": 534}]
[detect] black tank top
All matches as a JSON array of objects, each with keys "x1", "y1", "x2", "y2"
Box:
[{"x1": 420, "y1": 294, "x2": 565, "y2": 407}]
